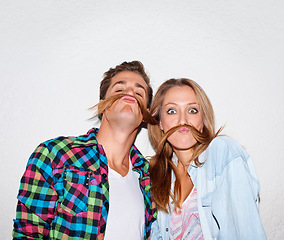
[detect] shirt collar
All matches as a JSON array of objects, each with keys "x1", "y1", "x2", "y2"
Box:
[
  {"x1": 72, "y1": 128, "x2": 105, "y2": 155},
  {"x1": 172, "y1": 152, "x2": 198, "y2": 168},
  {"x1": 72, "y1": 128, "x2": 145, "y2": 167},
  {"x1": 72, "y1": 128, "x2": 98, "y2": 147}
]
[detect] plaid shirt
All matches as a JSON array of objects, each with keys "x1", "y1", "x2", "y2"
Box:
[{"x1": 13, "y1": 128, "x2": 156, "y2": 239}]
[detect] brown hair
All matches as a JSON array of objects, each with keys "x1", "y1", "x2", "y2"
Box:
[
  {"x1": 92, "y1": 93, "x2": 157, "y2": 125},
  {"x1": 99, "y1": 60, "x2": 153, "y2": 119},
  {"x1": 148, "y1": 78, "x2": 220, "y2": 212}
]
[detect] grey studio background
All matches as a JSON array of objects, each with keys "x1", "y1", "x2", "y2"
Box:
[{"x1": 1, "y1": 1, "x2": 283, "y2": 239}]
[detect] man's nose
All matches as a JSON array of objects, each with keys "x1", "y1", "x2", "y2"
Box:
[{"x1": 125, "y1": 88, "x2": 135, "y2": 96}]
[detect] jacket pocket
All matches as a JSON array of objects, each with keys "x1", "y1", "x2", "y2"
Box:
[
  {"x1": 201, "y1": 192, "x2": 220, "y2": 238},
  {"x1": 60, "y1": 167, "x2": 90, "y2": 215},
  {"x1": 201, "y1": 192, "x2": 213, "y2": 207}
]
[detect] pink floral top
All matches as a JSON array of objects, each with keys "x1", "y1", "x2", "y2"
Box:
[{"x1": 169, "y1": 187, "x2": 203, "y2": 240}]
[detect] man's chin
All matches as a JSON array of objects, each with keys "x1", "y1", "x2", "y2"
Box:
[{"x1": 115, "y1": 113, "x2": 142, "y2": 129}]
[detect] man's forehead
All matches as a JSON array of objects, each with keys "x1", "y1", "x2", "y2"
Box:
[{"x1": 110, "y1": 72, "x2": 147, "y2": 89}]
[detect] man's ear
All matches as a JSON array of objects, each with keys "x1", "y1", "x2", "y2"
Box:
[
  {"x1": 98, "y1": 99, "x2": 105, "y2": 120},
  {"x1": 142, "y1": 108, "x2": 150, "y2": 123}
]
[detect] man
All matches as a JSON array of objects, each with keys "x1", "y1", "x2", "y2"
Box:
[{"x1": 13, "y1": 61, "x2": 156, "y2": 239}]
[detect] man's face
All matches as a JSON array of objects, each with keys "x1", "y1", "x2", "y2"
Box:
[{"x1": 103, "y1": 71, "x2": 148, "y2": 129}]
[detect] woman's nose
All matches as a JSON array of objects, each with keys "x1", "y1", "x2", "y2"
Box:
[{"x1": 178, "y1": 112, "x2": 188, "y2": 126}]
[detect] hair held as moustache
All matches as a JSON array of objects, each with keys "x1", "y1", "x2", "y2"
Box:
[
  {"x1": 89, "y1": 94, "x2": 157, "y2": 125},
  {"x1": 156, "y1": 124, "x2": 213, "y2": 163}
]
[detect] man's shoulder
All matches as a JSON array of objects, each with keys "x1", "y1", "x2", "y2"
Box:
[
  {"x1": 28, "y1": 128, "x2": 97, "y2": 168},
  {"x1": 41, "y1": 128, "x2": 98, "y2": 150}
]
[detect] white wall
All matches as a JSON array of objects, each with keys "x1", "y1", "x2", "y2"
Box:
[{"x1": 1, "y1": 0, "x2": 283, "y2": 239}]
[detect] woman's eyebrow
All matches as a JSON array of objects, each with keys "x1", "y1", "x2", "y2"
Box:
[{"x1": 164, "y1": 102, "x2": 198, "y2": 106}]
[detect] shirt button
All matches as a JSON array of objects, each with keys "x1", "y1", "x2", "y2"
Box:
[
  {"x1": 54, "y1": 173, "x2": 61, "y2": 178},
  {"x1": 100, "y1": 226, "x2": 105, "y2": 233},
  {"x1": 102, "y1": 173, "x2": 107, "y2": 179},
  {"x1": 166, "y1": 228, "x2": 169, "y2": 232}
]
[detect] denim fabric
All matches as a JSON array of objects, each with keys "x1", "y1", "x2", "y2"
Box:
[{"x1": 151, "y1": 136, "x2": 266, "y2": 240}]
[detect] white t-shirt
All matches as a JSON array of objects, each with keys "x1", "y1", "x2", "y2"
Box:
[{"x1": 104, "y1": 160, "x2": 145, "y2": 240}]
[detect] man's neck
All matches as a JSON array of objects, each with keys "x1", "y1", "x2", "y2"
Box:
[{"x1": 96, "y1": 120, "x2": 138, "y2": 176}]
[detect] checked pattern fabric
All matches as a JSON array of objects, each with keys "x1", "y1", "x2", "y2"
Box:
[{"x1": 13, "y1": 128, "x2": 156, "y2": 239}]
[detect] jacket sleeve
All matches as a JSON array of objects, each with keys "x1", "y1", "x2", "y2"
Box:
[
  {"x1": 12, "y1": 143, "x2": 57, "y2": 239},
  {"x1": 211, "y1": 155, "x2": 267, "y2": 239},
  {"x1": 150, "y1": 219, "x2": 163, "y2": 240}
]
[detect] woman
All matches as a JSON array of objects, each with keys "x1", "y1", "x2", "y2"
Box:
[{"x1": 149, "y1": 78, "x2": 266, "y2": 240}]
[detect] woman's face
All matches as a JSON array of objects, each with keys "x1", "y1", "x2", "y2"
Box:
[{"x1": 159, "y1": 85, "x2": 204, "y2": 151}]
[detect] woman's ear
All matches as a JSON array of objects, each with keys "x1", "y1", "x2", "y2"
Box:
[{"x1": 159, "y1": 121, "x2": 163, "y2": 131}]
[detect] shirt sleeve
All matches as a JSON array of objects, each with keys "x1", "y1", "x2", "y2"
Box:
[
  {"x1": 13, "y1": 143, "x2": 58, "y2": 239},
  {"x1": 211, "y1": 156, "x2": 267, "y2": 239}
]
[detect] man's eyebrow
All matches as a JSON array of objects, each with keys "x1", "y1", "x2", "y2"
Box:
[
  {"x1": 135, "y1": 83, "x2": 147, "y2": 93},
  {"x1": 112, "y1": 81, "x2": 125, "y2": 88},
  {"x1": 112, "y1": 81, "x2": 147, "y2": 93}
]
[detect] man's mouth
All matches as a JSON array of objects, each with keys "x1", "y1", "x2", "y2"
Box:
[
  {"x1": 91, "y1": 93, "x2": 157, "y2": 125},
  {"x1": 121, "y1": 96, "x2": 137, "y2": 103}
]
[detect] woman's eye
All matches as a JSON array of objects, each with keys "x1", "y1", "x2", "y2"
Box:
[
  {"x1": 167, "y1": 109, "x2": 176, "y2": 114},
  {"x1": 115, "y1": 89, "x2": 123, "y2": 93},
  {"x1": 135, "y1": 92, "x2": 142, "y2": 97},
  {"x1": 189, "y1": 108, "x2": 198, "y2": 114}
]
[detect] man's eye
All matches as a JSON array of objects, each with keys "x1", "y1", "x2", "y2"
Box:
[
  {"x1": 167, "y1": 109, "x2": 176, "y2": 114},
  {"x1": 189, "y1": 108, "x2": 198, "y2": 114}
]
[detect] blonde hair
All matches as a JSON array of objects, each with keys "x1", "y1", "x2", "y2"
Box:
[{"x1": 149, "y1": 78, "x2": 220, "y2": 212}]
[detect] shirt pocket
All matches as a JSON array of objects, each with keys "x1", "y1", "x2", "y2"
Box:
[{"x1": 60, "y1": 167, "x2": 90, "y2": 215}]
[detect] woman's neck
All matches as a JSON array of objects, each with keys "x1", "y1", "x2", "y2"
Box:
[{"x1": 174, "y1": 148, "x2": 194, "y2": 171}]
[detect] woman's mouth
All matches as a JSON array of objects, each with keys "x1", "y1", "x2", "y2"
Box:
[{"x1": 178, "y1": 127, "x2": 189, "y2": 134}]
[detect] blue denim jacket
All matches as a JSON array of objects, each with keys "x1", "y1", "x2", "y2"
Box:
[{"x1": 150, "y1": 136, "x2": 266, "y2": 240}]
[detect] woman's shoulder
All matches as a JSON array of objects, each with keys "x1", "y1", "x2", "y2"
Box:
[
  {"x1": 209, "y1": 136, "x2": 249, "y2": 157},
  {"x1": 210, "y1": 135, "x2": 238, "y2": 146},
  {"x1": 199, "y1": 136, "x2": 250, "y2": 171}
]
